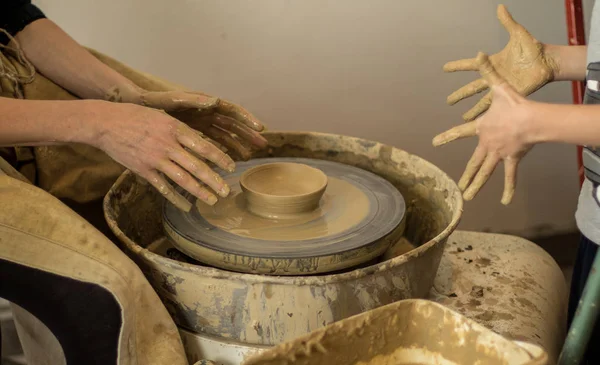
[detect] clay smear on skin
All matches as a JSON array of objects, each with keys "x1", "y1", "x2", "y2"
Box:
[{"x1": 196, "y1": 177, "x2": 370, "y2": 241}]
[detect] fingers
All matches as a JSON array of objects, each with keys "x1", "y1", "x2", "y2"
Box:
[
  {"x1": 457, "y1": 146, "x2": 521, "y2": 204},
  {"x1": 497, "y1": 4, "x2": 518, "y2": 35},
  {"x1": 208, "y1": 114, "x2": 268, "y2": 148},
  {"x1": 141, "y1": 91, "x2": 219, "y2": 111},
  {"x1": 443, "y1": 57, "x2": 479, "y2": 72},
  {"x1": 432, "y1": 121, "x2": 477, "y2": 147},
  {"x1": 463, "y1": 154, "x2": 500, "y2": 201},
  {"x1": 458, "y1": 145, "x2": 487, "y2": 191},
  {"x1": 158, "y1": 160, "x2": 219, "y2": 206},
  {"x1": 168, "y1": 148, "x2": 230, "y2": 197},
  {"x1": 144, "y1": 171, "x2": 193, "y2": 212},
  {"x1": 176, "y1": 124, "x2": 235, "y2": 172},
  {"x1": 463, "y1": 91, "x2": 492, "y2": 121},
  {"x1": 446, "y1": 53, "x2": 507, "y2": 121},
  {"x1": 216, "y1": 99, "x2": 264, "y2": 132},
  {"x1": 204, "y1": 126, "x2": 253, "y2": 161},
  {"x1": 447, "y1": 78, "x2": 488, "y2": 105},
  {"x1": 501, "y1": 157, "x2": 518, "y2": 205}
]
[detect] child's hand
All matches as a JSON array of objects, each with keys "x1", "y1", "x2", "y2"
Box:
[
  {"x1": 444, "y1": 4, "x2": 558, "y2": 122},
  {"x1": 433, "y1": 53, "x2": 536, "y2": 205}
]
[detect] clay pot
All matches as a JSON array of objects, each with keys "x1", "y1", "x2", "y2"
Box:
[{"x1": 240, "y1": 162, "x2": 328, "y2": 219}]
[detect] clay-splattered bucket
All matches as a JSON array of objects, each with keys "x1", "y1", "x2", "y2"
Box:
[
  {"x1": 243, "y1": 299, "x2": 549, "y2": 365},
  {"x1": 103, "y1": 132, "x2": 463, "y2": 347}
]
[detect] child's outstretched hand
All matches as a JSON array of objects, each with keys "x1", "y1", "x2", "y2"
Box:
[
  {"x1": 433, "y1": 53, "x2": 536, "y2": 205},
  {"x1": 444, "y1": 4, "x2": 558, "y2": 122}
]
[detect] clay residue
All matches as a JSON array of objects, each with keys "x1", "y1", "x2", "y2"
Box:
[
  {"x1": 382, "y1": 236, "x2": 416, "y2": 260},
  {"x1": 470, "y1": 286, "x2": 484, "y2": 298},
  {"x1": 243, "y1": 300, "x2": 536, "y2": 365},
  {"x1": 196, "y1": 176, "x2": 370, "y2": 241}
]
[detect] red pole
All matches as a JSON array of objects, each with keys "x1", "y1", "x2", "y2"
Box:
[{"x1": 565, "y1": 0, "x2": 586, "y2": 187}]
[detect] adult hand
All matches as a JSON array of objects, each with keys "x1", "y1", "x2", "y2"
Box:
[
  {"x1": 433, "y1": 53, "x2": 536, "y2": 205},
  {"x1": 94, "y1": 102, "x2": 237, "y2": 212},
  {"x1": 444, "y1": 4, "x2": 558, "y2": 121},
  {"x1": 106, "y1": 86, "x2": 268, "y2": 160},
  {"x1": 169, "y1": 96, "x2": 268, "y2": 161}
]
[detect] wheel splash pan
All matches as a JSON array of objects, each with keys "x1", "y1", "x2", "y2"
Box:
[{"x1": 103, "y1": 131, "x2": 463, "y2": 347}]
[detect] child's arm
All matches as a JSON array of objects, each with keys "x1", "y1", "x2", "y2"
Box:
[
  {"x1": 544, "y1": 45, "x2": 588, "y2": 82},
  {"x1": 531, "y1": 102, "x2": 600, "y2": 146}
]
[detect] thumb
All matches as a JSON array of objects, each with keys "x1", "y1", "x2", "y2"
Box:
[{"x1": 497, "y1": 5, "x2": 519, "y2": 35}]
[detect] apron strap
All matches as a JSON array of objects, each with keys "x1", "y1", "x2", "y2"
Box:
[{"x1": 0, "y1": 28, "x2": 35, "y2": 99}]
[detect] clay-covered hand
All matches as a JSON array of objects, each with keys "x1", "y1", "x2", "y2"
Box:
[
  {"x1": 95, "y1": 102, "x2": 237, "y2": 212},
  {"x1": 168, "y1": 96, "x2": 268, "y2": 161},
  {"x1": 433, "y1": 53, "x2": 535, "y2": 205},
  {"x1": 106, "y1": 86, "x2": 268, "y2": 160},
  {"x1": 444, "y1": 4, "x2": 558, "y2": 121}
]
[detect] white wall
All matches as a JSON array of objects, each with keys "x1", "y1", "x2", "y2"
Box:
[{"x1": 33, "y1": 0, "x2": 586, "y2": 237}]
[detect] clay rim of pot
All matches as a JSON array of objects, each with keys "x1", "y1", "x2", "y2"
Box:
[{"x1": 239, "y1": 162, "x2": 328, "y2": 218}]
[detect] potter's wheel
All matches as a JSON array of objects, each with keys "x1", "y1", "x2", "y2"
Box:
[{"x1": 163, "y1": 158, "x2": 406, "y2": 275}]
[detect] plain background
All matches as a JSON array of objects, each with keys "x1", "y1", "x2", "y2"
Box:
[{"x1": 32, "y1": 0, "x2": 599, "y2": 237}]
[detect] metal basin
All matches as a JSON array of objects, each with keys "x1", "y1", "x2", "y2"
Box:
[{"x1": 103, "y1": 132, "x2": 462, "y2": 346}]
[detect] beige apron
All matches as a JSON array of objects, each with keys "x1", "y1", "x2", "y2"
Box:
[
  {"x1": 0, "y1": 166, "x2": 190, "y2": 364},
  {"x1": 0, "y1": 41, "x2": 210, "y2": 364}
]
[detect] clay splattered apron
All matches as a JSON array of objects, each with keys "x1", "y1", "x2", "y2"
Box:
[{"x1": 0, "y1": 43, "x2": 195, "y2": 364}]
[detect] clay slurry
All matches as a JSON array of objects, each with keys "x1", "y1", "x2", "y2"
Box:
[{"x1": 195, "y1": 176, "x2": 370, "y2": 241}]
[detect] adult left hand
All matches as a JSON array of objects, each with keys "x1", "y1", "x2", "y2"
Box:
[
  {"x1": 433, "y1": 52, "x2": 536, "y2": 205},
  {"x1": 106, "y1": 86, "x2": 268, "y2": 160}
]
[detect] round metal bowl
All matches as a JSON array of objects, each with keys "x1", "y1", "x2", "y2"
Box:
[{"x1": 103, "y1": 131, "x2": 463, "y2": 346}]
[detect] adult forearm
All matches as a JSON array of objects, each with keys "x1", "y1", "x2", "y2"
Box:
[
  {"x1": 0, "y1": 97, "x2": 104, "y2": 146},
  {"x1": 530, "y1": 102, "x2": 600, "y2": 146},
  {"x1": 545, "y1": 44, "x2": 587, "y2": 82},
  {"x1": 14, "y1": 19, "x2": 140, "y2": 100}
]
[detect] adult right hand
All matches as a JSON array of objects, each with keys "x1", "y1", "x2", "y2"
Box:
[
  {"x1": 444, "y1": 4, "x2": 558, "y2": 122},
  {"x1": 93, "y1": 102, "x2": 236, "y2": 212},
  {"x1": 106, "y1": 86, "x2": 268, "y2": 161}
]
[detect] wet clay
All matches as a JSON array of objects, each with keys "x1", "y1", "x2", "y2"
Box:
[
  {"x1": 162, "y1": 157, "x2": 406, "y2": 275},
  {"x1": 240, "y1": 163, "x2": 328, "y2": 219},
  {"x1": 196, "y1": 176, "x2": 369, "y2": 241},
  {"x1": 242, "y1": 163, "x2": 327, "y2": 197}
]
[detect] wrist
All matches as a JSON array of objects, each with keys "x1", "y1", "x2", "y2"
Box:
[
  {"x1": 72, "y1": 100, "x2": 122, "y2": 147},
  {"x1": 521, "y1": 100, "x2": 547, "y2": 144},
  {"x1": 522, "y1": 101, "x2": 571, "y2": 144},
  {"x1": 543, "y1": 44, "x2": 587, "y2": 82},
  {"x1": 542, "y1": 44, "x2": 562, "y2": 82},
  {"x1": 105, "y1": 82, "x2": 144, "y2": 104}
]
